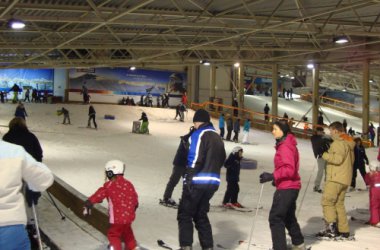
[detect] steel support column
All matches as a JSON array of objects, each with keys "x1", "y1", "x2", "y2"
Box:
[
  {"x1": 210, "y1": 65, "x2": 216, "y2": 99},
  {"x1": 272, "y1": 64, "x2": 278, "y2": 119},
  {"x1": 312, "y1": 64, "x2": 320, "y2": 129},
  {"x1": 362, "y1": 60, "x2": 370, "y2": 139},
  {"x1": 238, "y1": 64, "x2": 245, "y2": 117}
]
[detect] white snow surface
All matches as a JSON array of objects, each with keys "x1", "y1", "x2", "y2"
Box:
[{"x1": 0, "y1": 102, "x2": 379, "y2": 250}]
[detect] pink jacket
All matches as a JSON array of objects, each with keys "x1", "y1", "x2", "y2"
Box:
[
  {"x1": 273, "y1": 134, "x2": 301, "y2": 190},
  {"x1": 88, "y1": 176, "x2": 138, "y2": 224}
]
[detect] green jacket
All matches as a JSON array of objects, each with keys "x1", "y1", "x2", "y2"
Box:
[{"x1": 322, "y1": 133, "x2": 355, "y2": 186}]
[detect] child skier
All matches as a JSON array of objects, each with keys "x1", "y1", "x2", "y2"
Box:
[
  {"x1": 83, "y1": 160, "x2": 139, "y2": 250},
  {"x1": 223, "y1": 146, "x2": 244, "y2": 208},
  {"x1": 139, "y1": 112, "x2": 149, "y2": 134},
  {"x1": 365, "y1": 162, "x2": 380, "y2": 227}
]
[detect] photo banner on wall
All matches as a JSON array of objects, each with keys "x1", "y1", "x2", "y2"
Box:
[
  {"x1": 68, "y1": 67, "x2": 187, "y2": 98},
  {"x1": 0, "y1": 69, "x2": 54, "y2": 93}
]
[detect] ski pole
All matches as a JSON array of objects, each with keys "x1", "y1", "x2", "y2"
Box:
[
  {"x1": 31, "y1": 203, "x2": 43, "y2": 250},
  {"x1": 47, "y1": 191, "x2": 66, "y2": 220},
  {"x1": 247, "y1": 183, "x2": 265, "y2": 250}
]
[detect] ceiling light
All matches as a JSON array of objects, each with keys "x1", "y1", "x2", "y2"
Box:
[
  {"x1": 200, "y1": 60, "x2": 210, "y2": 66},
  {"x1": 290, "y1": 76, "x2": 295, "y2": 80},
  {"x1": 342, "y1": 87, "x2": 347, "y2": 92},
  {"x1": 307, "y1": 63, "x2": 314, "y2": 69},
  {"x1": 129, "y1": 66, "x2": 136, "y2": 70},
  {"x1": 280, "y1": 75, "x2": 284, "y2": 78},
  {"x1": 286, "y1": 74, "x2": 290, "y2": 77},
  {"x1": 333, "y1": 36, "x2": 349, "y2": 44},
  {"x1": 8, "y1": 19, "x2": 25, "y2": 30},
  {"x1": 369, "y1": 79, "x2": 374, "y2": 83},
  {"x1": 234, "y1": 62, "x2": 240, "y2": 68}
]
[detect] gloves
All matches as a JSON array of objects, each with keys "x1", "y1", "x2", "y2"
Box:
[
  {"x1": 318, "y1": 142, "x2": 330, "y2": 157},
  {"x1": 259, "y1": 172, "x2": 274, "y2": 184},
  {"x1": 25, "y1": 188, "x2": 41, "y2": 207},
  {"x1": 83, "y1": 200, "x2": 93, "y2": 216},
  {"x1": 183, "y1": 168, "x2": 195, "y2": 192}
]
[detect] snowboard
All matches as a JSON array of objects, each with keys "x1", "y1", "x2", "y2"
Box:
[{"x1": 159, "y1": 199, "x2": 178, "y2": 209}]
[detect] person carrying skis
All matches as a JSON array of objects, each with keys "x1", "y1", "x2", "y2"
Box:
[
  {"x1": 365, "y1": 162, "x2": 380, "y2": 227},
  {"x1": 178, "y1": 109, "x2": 226, "y2": 250},
  {"x1": 161, "y1": 126, "x2": 194, "y2": 207},
  {"x1": 87, "y1": 105, "x2": 97, "y2": 129},
  {"x1": 139, "y1": 112, "x2": 149, "y2": 134},
  {"x1": 84, "y1": 160, "x2": 138, "y2": 250},
  {"x1": 317, "y1": 121, "x2": 354, "y2": 239},
  {"x1": 222, "y1": 146, "x2": 244, "y2": 208},
  {"x1": 259, "y1": 120, "x2": 306, "y2": 250}
]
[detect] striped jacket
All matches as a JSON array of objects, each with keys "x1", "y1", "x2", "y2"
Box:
[{"x1": 187, "y1": 123, "x2": 226, "y2": 186}]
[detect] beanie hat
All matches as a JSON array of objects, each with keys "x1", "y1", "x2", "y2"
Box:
[
  {"x1": 232, "y1": 146, "x2": 243, "y2": 154},
  {"x1": 193, "y1": 109, "x2": 210, "y2": 123},
  {"x1": 274, "y1": 120, "x2": 290, "y2": 136}
]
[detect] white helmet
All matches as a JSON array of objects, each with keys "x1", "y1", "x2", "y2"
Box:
[
  {"x1": 105, "y1": 160, "x2": 125, "y2": 179},
  {"x1": 232, "y1": 146, "x2": 243, "y2": 154}
]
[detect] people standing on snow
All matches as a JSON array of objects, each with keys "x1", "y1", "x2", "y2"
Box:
[
  {"x1": 181, "y1": 92, "x2": 187, "y2": 106},
  {"x1": 232, "y1": 98, "x2": 238, "y2": 117},
  {"x1": 342, "y1": 119, "x2": 347, "y2": 133},
  {"x1": 178, "y1": 109, "x2": 226, "y2": 250},
  {"x1": 316, "y1": 121, "x2": 354, "y2": 239},
  {"x1": 350, "y1": 137, "x2": 369, "y2": 191},
  {"x1": 226, "y1": 117, "x2": 233, "y2": 141},
  {"x1": 10, "y1": 84, "x2": 20, "y2": 103},
  {"x1": 219, "y1": 113, "x2": 225, "y2": 139},
  {"x1": 87, "y1": 105, "x2": 97, "y2": 129},
  {"x1": 364, "y1": 163, "x2": 380, "y2": 227},
  {"x1": 0, "y1": 91, "x2": 5, "y2": 103},
  {"x1": 310, "y1": 127, "x2": 332, "y2": 193},
  {"x1": 139, "y1": 112, "x2": 149, "y2": 134},
  {"x1": 241, "y1": 118, "x2": 251, "y2": 144},
  {"x1": 174, "y1": 104, "x2": 181, "y2": 120},
  {"x1": 368, "y1": 123, "x2": 376, "y2": 146},
  {"x1": 259, "y1": 120, "x2": 305, "y2": 250},
  {"x1": 161, "y1": 126, "x2": 194, "y2": 207},
  {"x1": 84, "y1": 160, "x2": 138, "y2": 250},
  {"x1": 264, "y1": 103, "x2": 270, "y2": 122},
  {"x1": 24, "y1": 89, "x2": 30, "y2": 102},
  {"x1": 81, "y1": 84, "x2": 89, "y2": 104},
  {"x1": 15, "y1": 102, "x2": 28, "y2": 120},
  {"x1": 233, "y1": 118, "x2": 240, "y2": 142},
  {"x1": 222, "y1": 146, "x2": 244, "y2": 208},
  {"x1": 31, "y1": 89, "x2": 38, "y2": 103},
  {"x1": 61, "y1": 107, "x2": 71, "y2": 125},
  {"x1": 179, "y1": 103, "x2": 186, "y2": 122},
  {"x1": 2, "y1": 117, "x2": 45, "y2": 249}
]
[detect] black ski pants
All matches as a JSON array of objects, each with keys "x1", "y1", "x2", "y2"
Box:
[
  {"x1": 223, "y1": 181, "x2": 239, "y2": 204},
  {"x1": 163, "y1": 165, "x2": 186, "y2": 200},
  {"x1": 220, "y1": 127, "x2": 225, "y2": 139},
  {"x1": 269, "y1": 189, "x2": 304, "y2": 250},
  {"x1": 88, "y1": 114, "x2": 97, "y2": 128},
  {"x1": 226, "y1": 129, "x2": 232, "y2": 141},
  {"x1": 233, "y1": 131, "x2": 239, "y2": 142},
  {"x1": 177, "y1": 186, "x2": 217, "y2": 249},
  {"x1": 351, "y1": 164, "x2": 366, "y2": 188}
]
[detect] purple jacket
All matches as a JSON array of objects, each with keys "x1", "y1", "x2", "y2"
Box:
[{"x1": 273, "y1": 134, "x2": 301, "y2": 190}]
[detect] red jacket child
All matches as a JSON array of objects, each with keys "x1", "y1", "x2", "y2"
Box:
[
  {"x1": 365, "y1": 167, "x2": 380, "y2": 227},
  {"x1": 84, "y1": 160, "x2": 139, "y2": 250}
]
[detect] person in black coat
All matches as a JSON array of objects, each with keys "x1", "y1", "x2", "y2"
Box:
[
  {"x1": 223, "y1": 146, "x2": 244, "y2": 208},
  {"x1": 161, "y1": 127, "x2": 194, "y2": 206},
  {"x1": 264, "y1": 103, "x2": 270, "y2": 122},
  {"x1": 232, "y1": 98, "x2": 238, "y2": 117},
  {"x1": 233, "y1": 118, "x2": 240, "y2": 142},
  {"x1": 87, "y1": 105, "x2": 97, "y2": 129},
  {"x1": 61, "y1": 107, "x2": 71, "y2": 124},
  {"x1": 2, "y1": 117, "x2": 43, "y2": 249},
  {"x1": 15, "y1": 102, "x2": 28, "y2": 120},
  {"x1": 226, "y1": 117, "x2": 233, "y2": 141},
  {"x1": 351, "y1": 137, "x2": 369, "y2": 190}
]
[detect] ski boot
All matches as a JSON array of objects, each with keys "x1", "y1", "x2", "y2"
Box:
[
  {"x1": 316, "y1": 222, "x2": 338, "y2": 238},
  {"x1": 291, "y1": 243, "x2": 306, "y2": 250}
]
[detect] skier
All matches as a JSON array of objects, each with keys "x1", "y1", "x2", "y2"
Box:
[
  {"x1": 310, "y1": 127, "x2": 332, "y2": 193},
  {"x1": 219, "y1": 113, "x2": 225, "y2": 139},
  {"x1": 233, "y1": 118, "x2": 240, "y2": 142},
  {"x1": 84, "y1": 160, "x2": 139, "y2": 250},
  {"x1": 241, "y1": 118, "x2": 251, "y2": 144},
  {"x1": 2, "y1": 117, "x2": 45, "y2": 249},
  {"x1": 161, "y1": 126, "x2": 194, "y2": 206},
  {"x1": 350, "y1": 137, "x2": 369, "y2": 191},
  {"x1": 24, "y1": 89, "x2": 30, "y2": 102},
  {"x1": 10, "y1": 83, "x2": 20, "y2": 103},
  {"x1": 317, "y1": 121, "x2": 354, "y2": 239},
  {"x1": 222, "y1": 146, "x2": 244, "y2": 208},
  {"x1": 226, "y1": 117, "x2": 233, "y2": 141},
  {"x1": 15, "y1": 102, "x2": 28, "y2": 120},
  {"x1": 174, "y1": 104, "x2": 181, "y2": 120},
  {"x1": 139, "y1": 112, "x2": 149, "y2": 134},
  {"x1": 81, "y1": 84, "x2": 89, "y2": 104},
  {"x1": 264, "y1": 103, "x2": 270, "y2": 122},
  {"x1": 61, "y1": 107, "x2": 71, "y2": 125},
  {"x1": 259, "y1": 120, "x2": 306, "y2": 250},
  {"x1": 178, "y1": 109, "x2": 226, "y2": 250},
  {"x1": 87, "y1": 105, "x2": 97, "y2": 129},
  {"x1": 364, "y1": 162, "x2": 380, "y2": 227}
]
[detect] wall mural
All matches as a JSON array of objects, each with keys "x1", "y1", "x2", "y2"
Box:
[{"x1": 0, "y1": 69, "x2": 54, "y2": 93}]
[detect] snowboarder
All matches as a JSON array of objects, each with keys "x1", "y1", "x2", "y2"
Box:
[
  {"x1": 317, "y1": 121, "x2": 354, "y2": 239},
  {"x1": 241, "y1": 118, "x2": 251, "y2": 144},
  {"x1": 61, "y1": 107, "x2": 71, "y2": 125},
  {"x1": 264, "y1": 103, "x2": 270, "y2": 122},
  {"x1": 259, "y1": 120, "x2": 306, "y2": 250},
  {"x1": 310, "y1": 127, "x2": 332, "y2": 193},
  {"x1": 219, "y1": 113, "x2": 225, "y2": 139},
  {"x1": 15, "y1": 102, "x2": 28, "y2": 120},
  {"x1": 87, "y1": 105, "x2": 97, "y2": 129},
  {"x1": 226, "y1": 117, "x2": 233, "y2": 141},
  {"x1": 161, "y1": 126, "x2": 194, "y2": 207},
  {"x1": 139, "y1": 112, "x2": 149, "y2": 134},
  {"x1": 350, "y1": 137, "x2": 369, "y2": 191},
  {"x1": 84, "y1": 160, "x2": 139, "y2": 250},
  {"x1": 223, "y1": 146, "x2": 244, "y2": 208},
  {"x1": 178, "y1": 109, "x2": 226, "y2": 250},
  {"x1": 364, "y1": 163, "x2": 380, "y2": 227},
  {"x1": 233, "y1": 118, "x2": 240, "y2": 142},
  {"x1": 10, "y1": 83, "x2": 20, "y2": 103}
]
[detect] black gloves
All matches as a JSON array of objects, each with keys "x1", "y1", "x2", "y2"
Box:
[
  {"x1": 259, "y1": 172, "x2": 274, "y2": 184},
  {"x1": 318, "y1": 142, "x2": 330, "y2": 157},
  {"x1": 83, "y1": 200, "x2": 93, "y2": 216},
  {"x1": 25, "y1": 188, "x2": 41, "y2": 207},
  {"x1": 184, "y1": 168, "x2": 195, "y2": 192}
]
